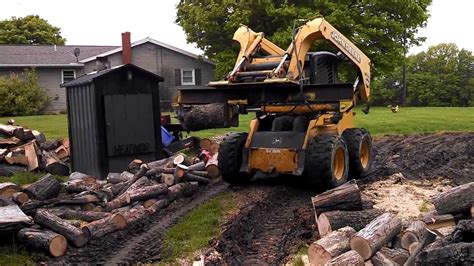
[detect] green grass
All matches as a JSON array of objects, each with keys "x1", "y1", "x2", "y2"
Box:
[
  {"x1": 0, "y1": 246, "x2": 44, "y2": 266},
  {"x1": 0, "y1": 172, "x2": 68, "y2": 185},
  {"x1": 0, "y1": 114, "x2": 68, "y2": 140},
  {"x1": 160, "y1": 193, "x2": 234, "y2": 263}
]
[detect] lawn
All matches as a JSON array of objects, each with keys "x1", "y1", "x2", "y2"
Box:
[{"x1": 1, "y1": 114, "x2": 67, "y2": 140}]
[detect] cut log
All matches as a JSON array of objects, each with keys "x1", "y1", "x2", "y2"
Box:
[
  {"x1": 146, "y1": 157, "x2": 172, "y2": 169},
  {"x1": 188, "y1": 161, "x2": 206, "y2": 171},
  {"x1": 115, "y1": 164, "x2": 149, "y2": 197},
  {"x1": 17, "y1": 228, "x2": 67, "y2": 257},
  {"x1": 128, "y1": 159, "x2": 143, "y2": 173},
  {"x1": 120, "y1": 205, "x2": 150, "y2": 224},
  {"x1": 209, "y1": 143, "x2": 219, "y2": 155},
  {"x1": 0, "y1": 197, "x2": 15, "y2": 206},
  {"x1": 53, "y1": 209, "x2": 110, "y2": 222},
  {"x1": 317, "y1": 209, "x2": 384, "y2": 236},
  {"x1": 0, "y1": 124, "x2": 24, "y2": 139},
  {"x1": 401, "y1": 221, "x2": 427, "y2": 251},
  {"x1": 66, "y1": 219, "x2": 82, "y2": 228},
  {"x1": 12, "y1": 192, "x2": 29, "y2": 205},
  {"x1": 20, "y1": 195, "x2": 74, "y2": 215},
  {"x1": 34, "y1": 209, "x2": 89, "y2": 247},
  {"x1": 69, "y1": 172, "x2": 96, "y2": 184},
  {"x1": 206, "y1": 153, "x2": 219, "y2": 178},
  {"x1": 125, "y1": 176, "x2": 152, "y2": 193},
  {"x1": 370, "y1": 251, "x2": 396, "y2": 266},
  {"x1": 106, "y1": 172, "x2": 133, "y2": 184},
  {"x1": 41, "y1": 139, "x2": 61, "y2": 151},
  {"x1": 471, "y1": 204, "x2": 474, "y2": 218},
  {"x1": 24, "y1": 174, "x2": 61, "y2": 200},
  {"x1": 173, "y1": 154, "x2": 190, "y2": 166},
  {"x1": 62, "y1": 179, "x2": 98, "y2": 194},
  {"x1": 128, "y1": 184, "x2": 169, "y2": 202},
  {"x1": 416, "y1": 242, "x2": 474, "y2": 265},
  {"x1": 422, "y1": 213, "x2": 455, "y2": 229},
  {"x1": 0, "y1": 182, "x2": 20, "y2": 198},
  {"x1": 4, "y1": 148, "x2": 28, "y2": 166},
  {"x1": 0, "y1": 164, "x2": 26, "y2": 177},
  {"x1": 105, "y1": 193, "x2": 131, "y2": 211},
  {"x1": 43, "y1": 152, "x2": 70, "y2": 176},
  {"x1": 161, "y1": 174, "x2": 175, "y2": 186},
  {"x1": 350, "y1": 213, "x2": 402, "y2": 260},
  {"x1": 181, "y1": 103, "x2": 235, "y2": 131},
  {"x1": 145, "y1": 167, "x2": 175, "y2": 177},
  {"x1": 168, "y1": 182, "x2": 199, "y2": 201},
  {"x1": 325, "y1": 250, "x2": 364, "y2": 266},
  {"x1": 0, "y1": 205, "x2": 33, "y2": 232},
  {"x1": 308, "y1": 226, "x2": 356, "y2": 265},
  {"x1": 21, "y1": 129, "x2": 36, "y2": 142},
  {"x1": 23, "y1": 141, "x2": 39, "y2": 171},
  {"x1": 199, "y1": 138, "x2": 212, "y2": 150},
  {"x1": 58, "y1": 194, "x2": 100, "y2": 205},
  {"x1": 182, "y1": 172, "x2": 209, "y2": 185},
  {"x1": 81, "y1": 213, "x2": 127, "y2": 239},
  {"x1": 431, "y1": 181, "x2": 474, "y2": 215},
  {"x1": 378, "y1": 247, "x2": 409, "y2": 265},
  {"x1": 311, "y1": 180, "x2": 362, "y2": 219},
  {"x1": 147, "y1": 198, "x2": 170, "y2": 213}
]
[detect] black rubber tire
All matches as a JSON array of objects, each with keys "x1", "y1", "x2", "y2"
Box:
[
  {"x1": 342, "y1": 128, "x2": 373, "y2": 178},
  {"x1": 305, "y1": 134, "x2": 349, "y2": 188},
  {"x1": 218, "y1": 132, "x2": 252, "y2": 185}
]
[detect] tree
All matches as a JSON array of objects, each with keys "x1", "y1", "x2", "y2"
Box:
[
  {"x1": 0, "y1": 15, "x2": 66, "y2": 45},
  {"x1": 176, "y1": 0, "x2": 431, "y2": 78}
]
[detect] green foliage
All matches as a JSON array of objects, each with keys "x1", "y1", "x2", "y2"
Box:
[
  {"x1": 0, "y1": 69, "x2": 50, "y2": 116},
  {"x1": 176, "y1": 0, "x2": 431, "y2": 77},
  {"x1": 160, "y1": 193, "x2": 234, "y2": 262},
  {"x1": 0, "y1": 15, "x2": 66, "y2": 45}
]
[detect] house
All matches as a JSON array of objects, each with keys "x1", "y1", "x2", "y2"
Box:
[{"x1": 0, "y1": 32, "x2": 215, "y2": 112}]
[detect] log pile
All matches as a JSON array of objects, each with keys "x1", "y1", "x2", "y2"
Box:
[
  {"x1": 0, "y1": 122, "x2": 70, "y2": 176},
  {"x1": 0, "y1": 151, "x2": 216, "y2": 258},
  {"x1": 308, "y1": 180, "x2": 474, "y2": 265}
]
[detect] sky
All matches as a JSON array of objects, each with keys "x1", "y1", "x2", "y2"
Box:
[{"x1": 1, "y1": 0, "x2": 473, "y2": 56}]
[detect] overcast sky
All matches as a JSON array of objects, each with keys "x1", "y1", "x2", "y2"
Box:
[{"x1": 1, "y1": 0, "x2": 473, "y2": 56}]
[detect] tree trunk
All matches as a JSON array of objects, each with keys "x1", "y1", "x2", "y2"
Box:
[
  {"x1": 317, "y1": 209, "x2": 384, "y2": 236},
  {"x1": 325, "y1": 250, "x2": 364, "y2": 266},
  {"x1": 350, "y1": 213, "x2": 402, "y2": 260},
  {"x1": 308, "y1": 226, "x2": 356, "y2": 265},
  {"x1": 17, "y1": 228, "x2": 67, "y2": 257},
  {"x1": 311, "y1": 180, "x2": 362, "y2": 218},
  {"x1": 12, "y1": 192, "x2": 29, "y2": 205},
  {"x1": 43, "y1": 152, "x2": 70, "y2": 176},
  {"x1": 422, "y1": 212, "x2": 455, "y2": 229},
  {"x1": 0, "y1": 182, "x2": 20, "y2": 198},
  {"x1": 128, "y1": 184, "x2": 169, "y2": 202},
  {"x1": 168, "y1": 182, "x2": 199, "y2": 201},
  {"x1": 34, "y1": 209, "x2": 89, "y2": 247},
  {"x1": 81, "y1": 213, "x2": 127, "y2": 239},
  {"x1": 161, "y1": 174, "x2": 175, "y2": 186},
  {"x1": 24, "y1": 174, "x2": 61, "y2": 201},
  {"x1": 416, "y1": 242, "x2": 474, "y2": 265},
  {"x1": 182, "y1": 172, "x2": 209, "y2": 185},
  {"x1": 401, "y1": 221, "x2": 427, "y2": 251},
  {"x1": 431, "y1": 181, "x2": 474, "y2": 215},
  {"x1": 53, "y1": 209, "x2": 110, "y2": 222},
  {"x1": 0, "y1": 205, "x2": 33, "y2": 232},
  {"x1": 105, "y1": 193, "x2": 131, "y2": 211}
]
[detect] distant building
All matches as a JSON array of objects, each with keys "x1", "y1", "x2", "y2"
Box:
[{"x1": 0, "y1": 32, "x2": 215, "y2": 112}]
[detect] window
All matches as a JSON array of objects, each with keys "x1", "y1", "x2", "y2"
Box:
[
  {"x1": 181, "y1": 69, "x2": 195, "y2": 85},
  {"x1": 62, "y1": 70, "x2": 76, "y2": 83}
]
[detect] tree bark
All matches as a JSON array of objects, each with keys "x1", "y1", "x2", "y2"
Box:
[
  {"x1": 311, "y1": 180, "x2": 362, "y2": 218},
  {"x1": 350, "y1": 213, "x2": 402, "y2": 260},
  {"x1": 127, "y1": 159, "x2": 143, "y2": 173},
  {"x1": 115, "y1": 164, "x2": 149, "y2": 197},
  {"x1": 401, "y1": 221, "x2": 427, "y2": 251},
  {"x1": 120, "y1": 205, "x2": 150, "y2": 224},
  {"x1": 81, "y1": 213, "x2": 127, "y2": 239},
  {"x1": 58, "y1": 194, "x2": 100, "y2": 205},
  {"x1": 0, "y1": 182, "x2": 20, "y2": 198},
  {"x1": 168, "y1": 182, "x2": 199, "y2": 201},
  {"x1": 378, "y1": 247, "x2": 409, "y2": 265},
  {"x1": 182, "y1": 172, "x2": 209, "y2": 185},
  {"x1": 0, "y1": 205, "x2": 33, "y2": 232},
  {"x1": 145, "y1": 167, "x2": 175, "y2": 177},
  {"x1": 416, "y1": 242, "x2": 474, "y2": 265},
  {"x1": 146, "y1": 157, "x2": 173, "y2": 169},
  {"x1": 128, "y1": 184, "x2": 169, "y2": 202},
  {"x1": 12, "y1": 192, "x2": 29, "y2": 205},
  {"x1": 105, "y1": 193, "x2": 131, "y2": 211},
  {"x1": 325, "y1": 250, "x2": 364, "y2": 266},
  {"x1": 125, "y1": 176, "x2": 152, "y2": 193},
  {"x1": 181, "y1": 103, "x2": 231, "y2": 131},
  {"x1": 422, "y1": 212, "x2": 455, "y2": 229},
  {"x1": 34, "y1": 209, "x2": 89, "y2": 247},
  {"x1": 17, "y1": 228, "x2": 67, "y2": 257},
  {"x1": 431, "y1": 181, "x2": 474, "y2": 215},
  {"x1": 317, "y1": 209, "x2": 384, "y2": 236},
  {"x1": 370, "y1": 251, "x2": 396, "y2": 266},
  {"x1": 52, "y1": 209, "x2": 110, "y2": 222},
  {"x1": 24, "y1": 174, "x2": 61, "y2": 201},
  {"x1": 308, "y1": 226, "x2": 356, "y2": 265},
  {"x1": 146, "y1": 198, "x2": 170, "y2": 213}
]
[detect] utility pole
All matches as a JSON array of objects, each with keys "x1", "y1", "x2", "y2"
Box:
[{"x1": 401, "y1": 31, "x2": 408, "y2": 106}]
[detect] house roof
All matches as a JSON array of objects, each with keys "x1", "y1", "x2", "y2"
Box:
[
  {"x1": 0, "y1": 45, "x2": 118, "y2": 67},
  {"x1": 61, "y1": 64, "x2": 164, "y2": 87},
  {"x1": 79, "y1": 37, "x2": 215, "y2": 66}
]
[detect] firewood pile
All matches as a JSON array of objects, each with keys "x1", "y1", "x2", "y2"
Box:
[
  {"x1": 0, "y1": 143, "x2": 220, "y2": 258},
  {"x1": 0, "y1": 123, "x2": 70, "y2": 177},
  {"x1": 308, "y1": 180, "x2": 474, "y2": 265}
]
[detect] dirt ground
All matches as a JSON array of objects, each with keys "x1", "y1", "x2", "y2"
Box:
[{"x1": 44, "y1": 132, "x2": 473, "y2": 264}]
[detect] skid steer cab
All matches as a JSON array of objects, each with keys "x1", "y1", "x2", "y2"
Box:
[{"x1": 175, "y1": 17, "x2": 374, "y2": 188}]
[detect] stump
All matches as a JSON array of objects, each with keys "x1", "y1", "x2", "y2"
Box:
[
  {"x1": 325, "y1": 250, "x2": 364, "y2": 266},
  {"x1": 431, "y1": 181, "x2": 474, "y2": 215},
  {"x1": 34, "y1": 209, "x2": 89, "y2": 247},
  {"x1": 350, "y1": 213, "x2": 402, "y2": 260},
  {"x1": 317, "y1": 209, "x2": 384, "y2": 236},
  {"x1": 308, "y1": 226, "x2": 356, "y2": 265},
  {"x1": 81, "y1": 213, "x2": 127, "y2": 239},
  {"x1": 18, "y1": 228, "x2": 67, "y2": 257},
  {"x1": 24, "y1": 174, "x2": 61, "y2": 200},
  {"x1": 311, "y1": 180, "x2": 362, "y2": 218}
]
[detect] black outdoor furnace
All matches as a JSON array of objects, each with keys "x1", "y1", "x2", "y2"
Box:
[{"x1": 63, "y1": 64, "x2": 165, "y2": 178}]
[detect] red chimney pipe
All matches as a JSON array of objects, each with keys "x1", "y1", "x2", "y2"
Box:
[{"x1": 121, "y1": 32, "x2": 132, "y2": 65}]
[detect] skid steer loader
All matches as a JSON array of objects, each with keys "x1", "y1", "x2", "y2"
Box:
[{"x1": 176, "y1": 17, "x2": 374, "y2": 187}]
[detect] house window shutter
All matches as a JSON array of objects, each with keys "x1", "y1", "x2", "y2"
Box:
[
  {"x1": 175, "y1": 69, "x2": 181, "y2": 86},
  {"x1": 195, "y1": 68, "x2": 201, "y2": 85}
]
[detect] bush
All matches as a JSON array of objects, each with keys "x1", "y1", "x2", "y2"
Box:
[{"x1": 0, "y1": 69, "x2": 50, "y2": 116}]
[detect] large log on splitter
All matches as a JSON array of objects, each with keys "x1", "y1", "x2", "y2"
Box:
[
  {"x1": 311, "y1": 180, "x2": 362, "y2": 219},
  {"x1": 18, "y1": 228, "x2": 67, "y2": 257},
  {"x1": 180, "y1": 103, "x2": 237, "y2": 131},
  {"x1": 317, "y1": 209, "x2": 384, "y2": 236},
  {"x1": 431, "y1": 181, "x2": 474, "y2": 215},
  {"x1": 350, "y1": 213, "x2": 402, "y2": 260},
  {"x1": 308, "y1": 226, "x2": 356, "y2": 265}
]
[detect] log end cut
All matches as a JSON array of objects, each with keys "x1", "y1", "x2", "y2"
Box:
[
  {"x1": 49, "y1": 234, "x2": 68, "y2": 257},
  {"x1": 350, "y1": 236, "x2": 372, "y2": 260},
  {"x1": 112, "y1": 213, "x2": 127, "y2": 229},
  {"x1": 308, "y1": 244, "x2": 332, "y2": 265}
]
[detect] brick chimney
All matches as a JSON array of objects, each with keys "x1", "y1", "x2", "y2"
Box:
[{"x1": 121, "y1": 32, "x2": 132, "y2": 65}]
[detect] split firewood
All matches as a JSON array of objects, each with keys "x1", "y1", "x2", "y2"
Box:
[
  {"x1": 317, "y1": 209, "x2": 384, "y2": 236},
  {"x1": 24, "y1": 174, "x2": 61, "y2": 201},
  {"x1": 0, "y1": 182, "x2": 20, "y2": 198},
  {"x1": 52, "y1": 209, "x2": 110, "y2": 222},
  {"x1": 105, "y1": 194, "x2": 131, "y2": 211},
  {"x1": 308, "y1": 226, "x2": 356, "y2": 265},
  {"x1": 325, "y1": 250, "x2": 364, "y2": 266},
  {"x1": 34, "y1": 209, "x2": 89, "y2": 247},
  {"x1": 54, "y1": 145, "x2": 69, "y2": 159},
  {"x1": 205, "y1": 153, "x2": 219, "y2": 178},
  {"x1": 422, "y1": 212, "x2": 455, "y2": 229},
  {"x1": 69, "y1": 172, "x2": 96, "y2": 184},
  {"x1": 188, "y1": 161, "x2": 206, "y2": 171},
  {"x1": 4, "y1": 148, "x2": 28, "y2": 166},
  {"x1": 23, "y1": 141, "x2": 39, "y2": 171},
  {"x1": 0, "y1": 205, "x2": 33, "y2": 232},
  {"x1": 128, "y1": 184, "x2": 169, "y2": 202},
  {"x1": 401, "y1": 221, "x2": 428, "y2": 252},
  {"x1": 115, "y1": 164, "x2": 150, "y2": 197},
  {"x1": 199, "y1": 138, "x2": 212, "y2": 150},
  {"x1": 32, "y1": 130, "x2": 46, "y2": 144},
  {"x1": 12, "y1": 192, "x2": 29, "y2": 205},
  {"x1": 350, "y1": 213, "x2": 402, "y2": 260},
  {"x1": 0, "y1": 124, "x2": 24, "y2": 139},
  {"x1": 0, "y1": 136, "x2": 20, "y2": 146},
  {"x1": 430, "y1": 181, "x2": 474, "y2": 215},
  {"x1": 21, "y1": 129, "x2": 36, "y2": 142},
  {"x1": 311, "y1": 180, "x2": 362, "y2": 219},
  {"x1": 167, "y1": 182, "x2": 199, "y2": 201},
  {"x1": 81, "y1": 213, "x2": 127, "y2": 239},
  {"x1": 173, "y1": 154, "x2": 190, "y2": 166},
  {"x1": 41, "y1": 139, "x2": 61, "y2": 151},
  {"x1": 18, "y1": 228, "x2": 67, "y2": 257},
  {"x1": 161, "y1": 174, "x2": 175, "y2": 186},
  {"x1": 43, "y1": 151, "x2": 70, "y2": 176},
  {"x1": 128, "y1": 159, "x2": 143, "y2": 173},
  {"x1": 182, "y1": 172, "x2": 210, "y2": 185}
]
